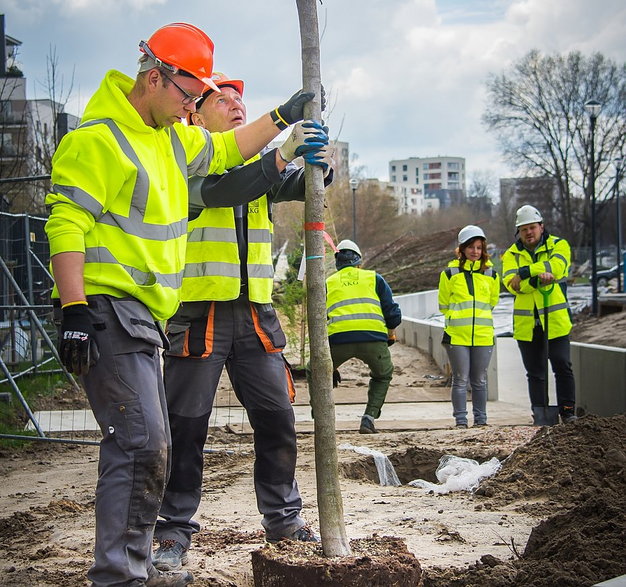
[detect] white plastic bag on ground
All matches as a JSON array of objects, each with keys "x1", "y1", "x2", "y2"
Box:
[
  {"x1": 340, "y1": 443, "x2": 401, "y2": 486},
  {"x1": 408, "y1": 454, "x2": 501, "y2": 494}
]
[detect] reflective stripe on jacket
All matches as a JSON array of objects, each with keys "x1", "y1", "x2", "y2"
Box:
[
  {"x1": 45, "y1": 70, "x2": 244, "y2": 321},
  {"x1": 182, "y1": 156, "x2": 275, "y2": 304},
  {"x1": 438, "y1": 259, "x2": 500, "y2": 346},
  {"x1": 502, "y1": 233, "x2": 572, "y2": 341},
  {"x1": 326, "y1": 267, "x2": 387, "y2": 337}
]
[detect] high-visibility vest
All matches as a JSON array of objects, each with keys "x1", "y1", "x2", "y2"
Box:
[
  {"x1": 502, "y1": 234, "x2": 572, "y2": 341},
  {"x1": 181, "y1": 160, "x2": 275, "y2": 303},
  {"x1": 326, "y1": 267, "x2": 387, "y2": 336},
  {"x1": 437, "y1": 259, "x2": 500, "y2": 346},
  {"x1": 45, "y1": 69, "x2": 244, "y2": 321}
]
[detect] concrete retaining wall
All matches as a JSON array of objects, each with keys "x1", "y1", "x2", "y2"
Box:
[
  {"x1": 571, "y1": 342, "x2": 626, "y2": 417},
  {"x1": 394, "y1": 290, "x2": 626, "y2": 416}
]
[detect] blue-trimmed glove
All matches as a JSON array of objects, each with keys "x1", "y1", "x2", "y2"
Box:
[
  {"x1": 59, "y1": 304, "x2": 100, "y2": 375},
  {"x1": 277, "y1": 120, "x2": 329, "y2": 163}
]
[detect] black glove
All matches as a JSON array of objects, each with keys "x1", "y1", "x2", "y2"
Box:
[
  {"x1": 332, "y1": 369, "x2": 342, "y2": 388},
  {"x1": 59, "y1": 304, "x2": 100, "y2": 375},
  {"x1": 272, "y1": 86, "x2": 326, "y2": 130}
]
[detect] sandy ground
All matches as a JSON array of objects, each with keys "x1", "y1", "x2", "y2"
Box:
[{"x1": 1, "y1": 316, "x2": 625, "y2": 586}]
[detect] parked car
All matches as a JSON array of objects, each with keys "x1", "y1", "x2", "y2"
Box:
[{"x1": 597, "y1": 263, "x2": 624, "y2": 287}]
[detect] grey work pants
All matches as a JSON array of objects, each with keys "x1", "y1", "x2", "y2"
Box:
[
  {"x1": 69, "y1": 295, "x2": 170, "y2": 586},
  {"x1": 443, "y1": 344, "x2": 493, "y2": 426},
  {"x1": 155, "y1": 297, "x2": 304, "y2": 547}
]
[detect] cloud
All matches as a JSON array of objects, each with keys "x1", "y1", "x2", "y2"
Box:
[{"x1": 2, "y1": 0, "x2": 624, "y2": 182}]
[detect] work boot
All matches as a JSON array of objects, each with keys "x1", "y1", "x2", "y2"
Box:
[
  {"x1": 153, "y1": 540, "x2": 188, "y2": 571},
  {"x1": 561, "y1": 406, "x2": 577, "y2": 424},
  {"x1": 455, "y1": 423, "x2": 468, "y2": 429},
  {"x1": 146, "y1": 564, "x2": 193, "y2": 586},
  {"x1": 266, "y1": 525, "x2": 320, "y2": 544},
  {"x1": 359, "y1": 415, "x2": 378, "y2": 434}
]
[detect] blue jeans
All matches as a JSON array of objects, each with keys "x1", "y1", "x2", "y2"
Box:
[{"x1": 443, "y1": 344, "x2": 494, "y2": 426}]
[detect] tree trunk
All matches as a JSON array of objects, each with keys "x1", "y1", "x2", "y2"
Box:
[{"x1": 295, "y1": 0, "x2": 351, "y2": 558}]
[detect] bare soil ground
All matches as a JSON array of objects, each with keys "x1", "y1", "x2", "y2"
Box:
[
  {"x1": 1, "y1": 416, "x2": 625, "y2": 586},
  {"x1": 1, "y1": 312, "x2": 625, "y2": 586}
]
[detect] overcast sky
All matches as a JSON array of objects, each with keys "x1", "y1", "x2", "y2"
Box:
[{"x1": 3, "y1": 0, "x2": 625, "y2": 182}]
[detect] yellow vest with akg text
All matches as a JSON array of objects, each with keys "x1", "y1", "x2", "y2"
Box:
[
  {"x1": 182, "y1": 162, "x2": 274, "y2": 304},
  {"x1": 326, "y1": 267, "x2": 386, "y2": 336}
]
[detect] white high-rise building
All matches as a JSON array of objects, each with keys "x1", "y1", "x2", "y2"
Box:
[{"x1": 388, "y1": 156, "x2": 466, "y2": 215}]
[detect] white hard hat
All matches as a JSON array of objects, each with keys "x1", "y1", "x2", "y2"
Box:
[
  {"x1": 458, "y1": 225, "x2": 485, "y2": 245},
  {"x1": 336, "y1": 239, "x2": 361, "y2": 257},
  {"x1": 515, "y1": 205, "x2": 543, "y2": 227}
]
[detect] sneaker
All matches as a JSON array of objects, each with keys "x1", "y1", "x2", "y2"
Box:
[
  {"x1": 266, "y1": 525, "x2": 320, "y2": 544},
  {"x1": 455, "y1": 423, "x2": 468, "y2": 429},
  {"x1": 359, "y1": 415, "x2": 378, "y2": 434},
  {"x1": 153, "y1": 540, "x2": 188, "y2": 572},
  {"x1": 146, "y1": 564, "x2": 193, "y2": 586},
  {"x1": 474, "y1": 422, "x2": 489, "y2": 428}
]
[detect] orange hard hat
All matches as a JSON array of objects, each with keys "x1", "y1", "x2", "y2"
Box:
[
  {"x1": 139, "y1": 23, "x2": 220, "y2": 92},
  {"x1": 209, "y1": 72, "x2": 244, "y2": 97}
]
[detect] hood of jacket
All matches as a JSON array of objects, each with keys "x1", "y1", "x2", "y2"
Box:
[{"x1": 80, "y1": 69, "x2": 156, "y2": 135}]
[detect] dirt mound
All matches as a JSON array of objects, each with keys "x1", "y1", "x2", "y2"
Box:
[
  {"x1": 364, "y1": 227, "x2": 460, "y2": 294},
  {"x1": 571, "y1": 308, "x2": 626, "y2": 348},
  {"x1": 476, "y1": 414, "x2": 626, "y2": 509},
  {"x1": 425, "y1": 415, "x2": 626, "y2": 586}
]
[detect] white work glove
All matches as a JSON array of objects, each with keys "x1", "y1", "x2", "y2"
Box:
[{"x1": 277, "y1": 120, "x2": 329, "y2": 163}]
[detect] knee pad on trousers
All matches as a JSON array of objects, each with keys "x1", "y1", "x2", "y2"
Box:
[
  {"x1": 167, "y1": 413, "x2": 209, "y2": 492},
  {"x1": 129, "y1": 448, "x2": 168, "y2": 528},
  {"x1": 248, "y1": 408, "x2": 297, "y2": 484}
]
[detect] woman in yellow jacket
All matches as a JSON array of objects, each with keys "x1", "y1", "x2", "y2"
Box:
[{"x1": 438, "y1": 226, "x2": 500, "y2": 428}]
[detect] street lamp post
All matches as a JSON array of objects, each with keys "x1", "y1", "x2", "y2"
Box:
[
  {"x1": 615, "y1": 158, "x2": 623, "y2": 293},
  {"x1": 349, "y1": 178, "x2": 358, "y2": 242},
  {"x1": 585, "y1": 99, "x2": 602, "y2": 315}
]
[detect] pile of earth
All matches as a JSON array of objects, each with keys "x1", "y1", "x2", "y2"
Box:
[
  {"x1": 364, "y1": 227, "x2": 460, "y2": 294},
  {"x1": 424, "y1": 414, "x2": 626, "y2": 586}
]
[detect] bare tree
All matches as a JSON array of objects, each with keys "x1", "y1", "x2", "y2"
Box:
[
  {"x1": 0, "y1": 44, "x2": 76, "y2": 213},
  {"x1": 483, "y1": 50, "x2": 626, "y2": 247}
]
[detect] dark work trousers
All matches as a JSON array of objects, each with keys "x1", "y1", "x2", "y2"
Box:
[
  {"x1": 155, "y1": 297, "x2": 304, "y2": 548},
  {"x1": 517, "y1": 325, "x2": 576, "y2": 413},
  {"x1": 65, "y1": 295, "x2": 170, "y2": 587},
  {"x1": 329, "y1": 340, "x2": 394, "y2": 419}
]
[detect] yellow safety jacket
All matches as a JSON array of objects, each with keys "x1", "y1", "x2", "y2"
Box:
[
  {"x1": 438, "y1": 259, "x2": 500, "y2": 346},
  {"x1": 326, "y1": 267, "x2": 387, "y2": 337},
  {"x1": 502, "y1": 233, "x2": 572, "y2": 341},
  {"x1": 181, "y1": 155, "x2": 275, "y2": 304},
  {"x1": 45, "y1": 70, "x2": 244, "y2": 321}
]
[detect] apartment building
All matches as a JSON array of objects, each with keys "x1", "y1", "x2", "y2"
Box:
[
  {"x1": 0, "y1": 15, "x2": 79, "y2": 212},
  {"x1": 388, "y1": 155, "x2": 466, "y2": 215}
]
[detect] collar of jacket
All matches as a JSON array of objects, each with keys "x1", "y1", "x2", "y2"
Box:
[{"x1": 448, "y1": 258, "x2": 493, "y2": 271}]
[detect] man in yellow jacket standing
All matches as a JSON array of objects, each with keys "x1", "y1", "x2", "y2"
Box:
[
  {"x1": 502, "y1": 205, "x2": 577, "y2": 425},
  {"x1": 45, "y1": 23, "x2": 322, "y2": 587}
]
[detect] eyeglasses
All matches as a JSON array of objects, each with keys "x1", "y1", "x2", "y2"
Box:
[{"x1": 161, "y1": 72, "x2": 203, "y2": 105}]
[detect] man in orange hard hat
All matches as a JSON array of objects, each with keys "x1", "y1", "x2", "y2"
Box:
[
  {"x1": 152, "y1": 72, "x2": 333, "y2": 571},
  {"x1": 45, "y1": 23, "x2": 325, "y2": 586}
]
